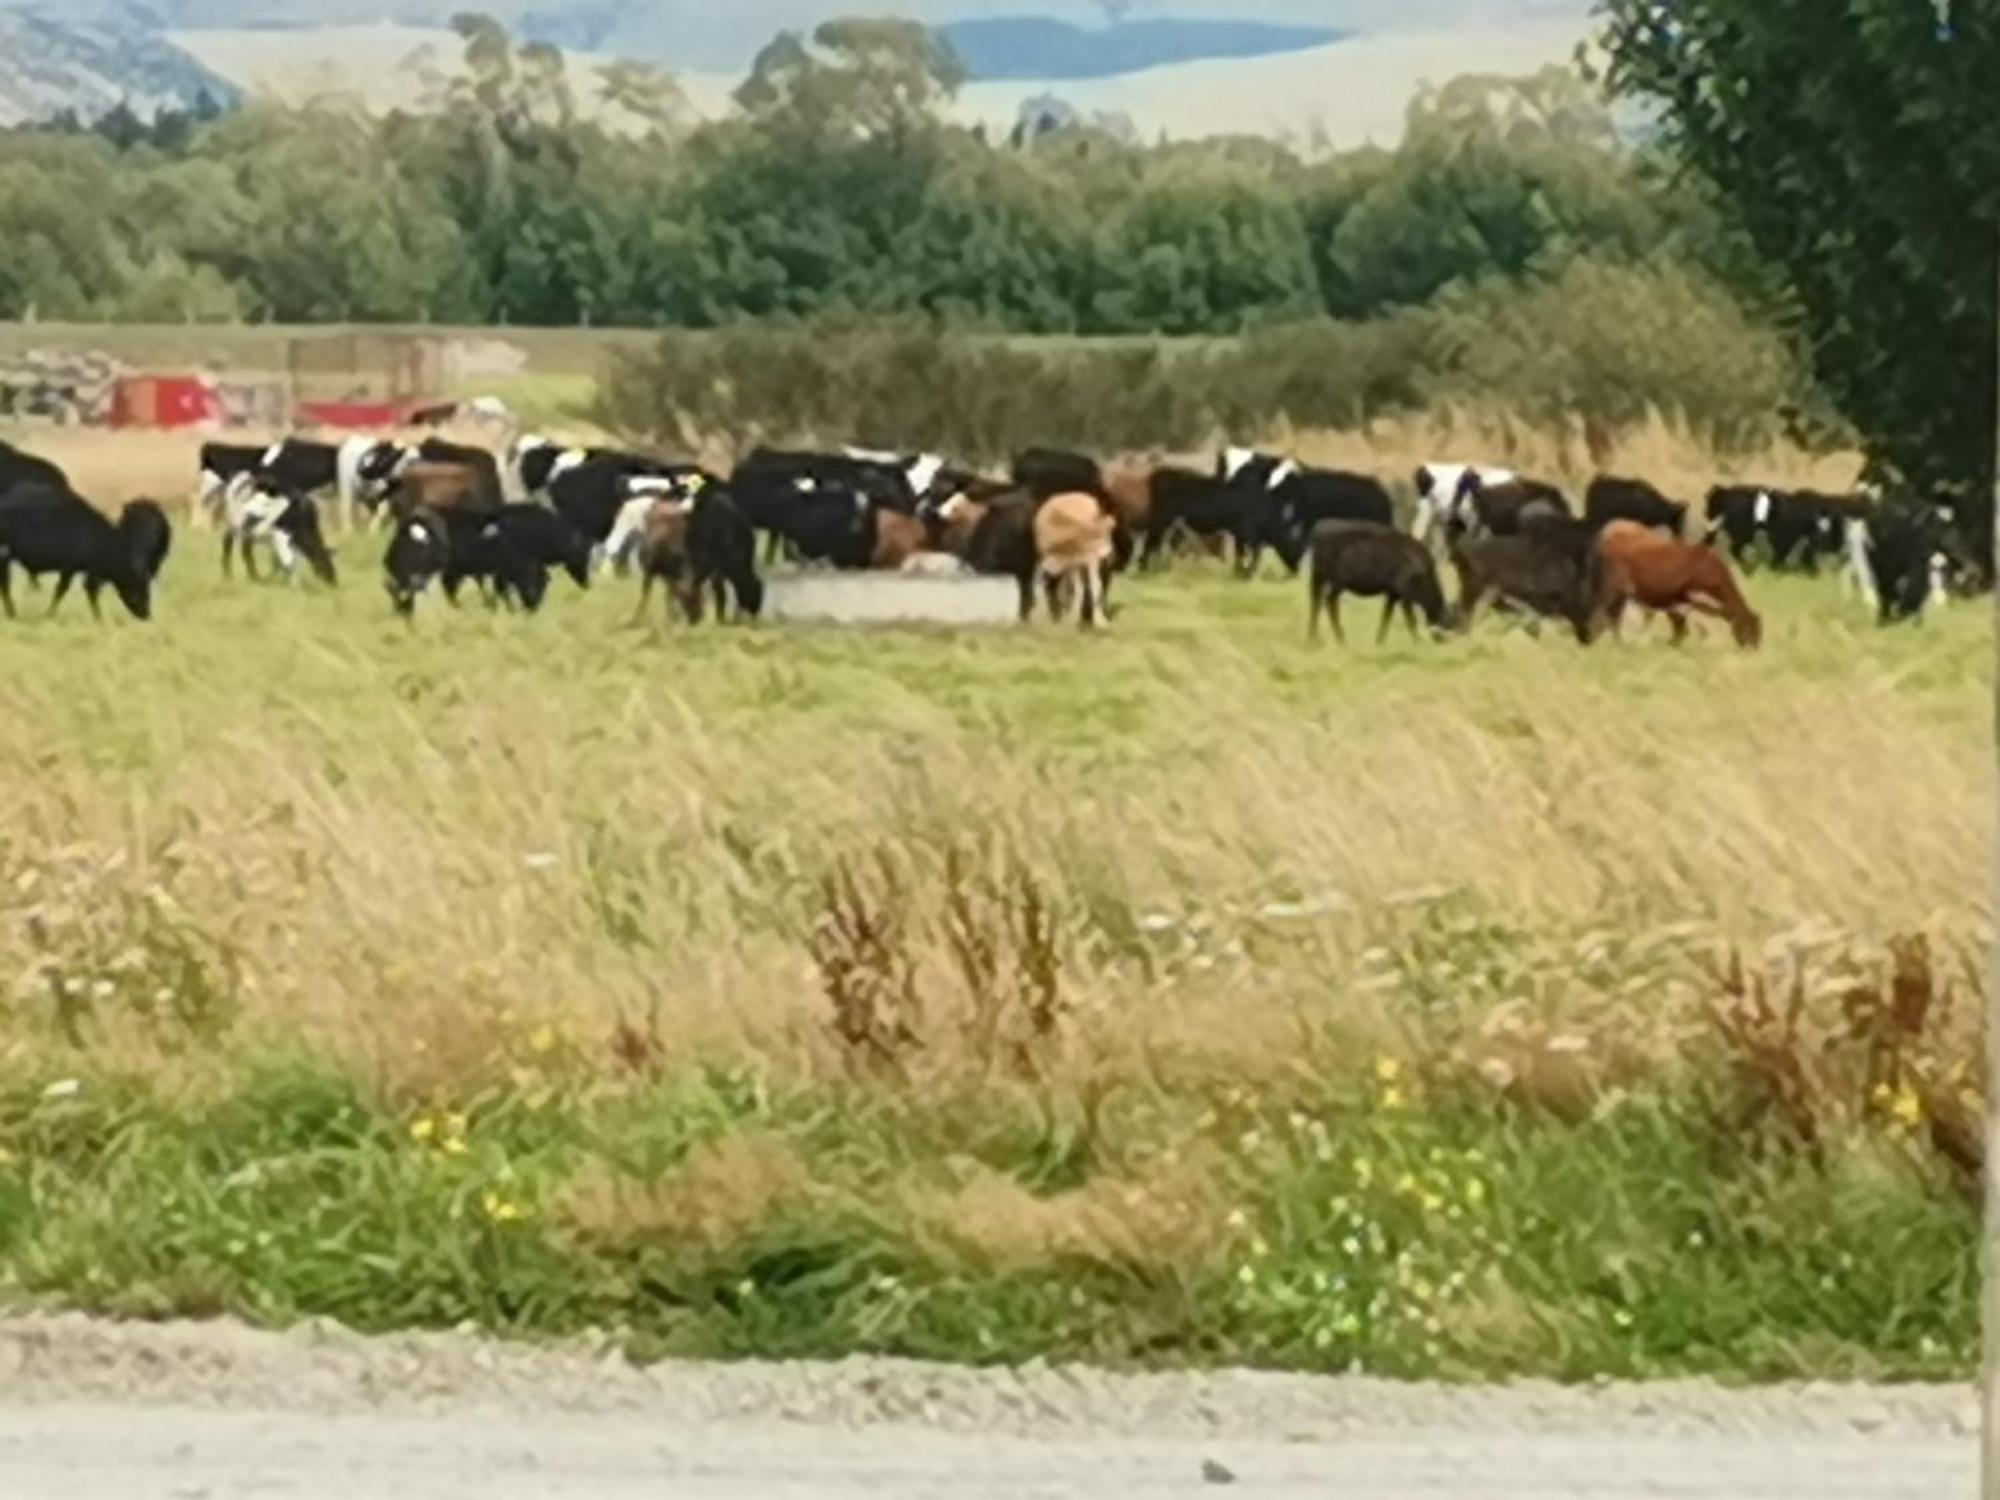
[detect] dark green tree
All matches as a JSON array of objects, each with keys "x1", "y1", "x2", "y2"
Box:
[{"x1": 1598, "y1": 0, "x2": 2000, "y2": 494}]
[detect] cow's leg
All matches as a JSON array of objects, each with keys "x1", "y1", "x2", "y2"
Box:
[
  {"x1": 1377, "y1": 598, "x2": 1397, "y2": 645},
  {"x1": 48, "y1": 573, "x2": 75, "y2": 616},
  {"x1": 0, "y1": 561, "x2": 14, "y2": 619},
  {"x1": 84, "y1": 578, "x2": 103, "y2": 621},
  {"x1": 220, "y1": 529, "x2": 236, "y2": 580},
  {"x1": 1404, "y1": 600, "x2": 1423, "y2": 641},
  {"x1": 1668, "y1": 609, "x2": 1691, "y2": 645},
  {"x1": 1307, "y1": 583, "x2": 1322, "y2": 643},
  {"x1": 1015, "y1": 570, "x2": 1036, "y2": 623},
  {"x1": 634, "y1": 570, "x2": 655, "y2": 625},
  {"x1": 1327, "y1": 592, "x2": 1346, "y2": 645}
]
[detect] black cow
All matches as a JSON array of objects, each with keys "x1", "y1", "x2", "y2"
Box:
[
  {"x1": 1012, "y1": 448, "x2": 1104, "y2": 501},
  {"x1": 1144, "y1": 466, "x2": 1294, "y2": 574},
  {"x1": 0, "y1": 486, "x2": 153, "y2": 621},
  {"x1": 738, "y1": 448, "x2": 935, "y2": 516},
  {"x1": 1861, "y1": 500, "x2": 1957, "y2": 625},
  {"x1": 726, "y1": 457, "x2": 878, "y2": 569},
  {"x1": 1585, "y1": 476, "x2": 1687, "y2": 536},
  {"x1": 955, "y1": 493, "x2": 1041, "y2": 620},
  {"x1": 494, "y1": 504, "x2": 592, "y2": 589},
  {"x1": 0, "y1": 439, "x2": 67, "y2": 492},
  {"x1": 685, "y1": 487, "x2": 764, "y2": 622},
  {"x1": 437, "y1": 508, "x2": 553, "y2": 612},
  {"x1": 1450, "y1": 529, "x2": 1603, "y2": 644},
  {"x1": 1272, "y1": 469, "x2": 1395, "y2": 552},
  {"x1": 384, "y1": 509, "x2": 452, "y2": 618},
  {"x1": 1307, "y1": 521, "x2": 1450, "y2": 644},
  {"x1": 1455, "y1": 476, "x2": 1573, "y2": 538}
]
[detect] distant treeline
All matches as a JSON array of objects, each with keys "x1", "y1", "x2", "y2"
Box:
[{"x1": 0, "y1": 17, "x2": 1785, "y2": 347}]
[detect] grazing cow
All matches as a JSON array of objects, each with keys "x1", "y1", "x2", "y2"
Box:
[
  {"x1": 1454, "y1": 475, "x2": 1573, "y2": 538},
  {"x1": 1307, "y1": 522, "x2": 1451, "y2": 644},
  {"x1": 383, "y1": 509, "x2": 451, "y2": 618},
  {"x1": 1585, "y1": 476, "x2": 1688, "y2": 536},
  {"x1": 0, "y1": 439, "x2": 68, "y2": 492},
  {"x1": 199, "y1": 441, "x2": 280, "y2": 517},
  {"x1": 434, "y1": 508, "x2": 554, "y2": 613},
  {"x1": 1597, "y1": 520, "x2": 1760, "y2": 648},
  {"x1": 1414, "y1": 463, "x2": 1515, "y2": 540},
  {"x1": 1033, "y1": 491, "x2": 1117, "y2": 628},
  {"x1": 115, "y1": 499, "x2": 172, "y2": 583},
  {"x1": 220, "y1": 478, "x2": 338, "y2": 587},
  {"x1": 1451, "y1": 529, "x2": 1603, "y2": 644},
  {"x1": 1014, "y1": 448, "x2": 1105, "y2": 501},
  {"x1": 469, "y1": 505, "x2": 592, "y2": 596},
  {"x1": 1858, "y1": 499, "x2": 1958, "y2": 625},
  {"x1": 0, "y1": 485, "x2": 153, "y2": 621}
]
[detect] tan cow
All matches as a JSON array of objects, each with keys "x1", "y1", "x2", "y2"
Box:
[{"x1": 1033, "y1": 491, "x2": 1117, "y2": 628}]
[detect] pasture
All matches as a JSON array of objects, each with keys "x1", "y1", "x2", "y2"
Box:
[{"x1": 0, "y1": 417, "x2": 1986, "y2": 1382}]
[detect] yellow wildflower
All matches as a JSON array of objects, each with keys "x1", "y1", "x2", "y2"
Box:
[
  {"x1": 529, "y1": 1025, "x2": 557, "y2": 1056},
  {"x1": 1354, "y1": 1158, "x2": 1374, "y2": 1187},
  {"x1": 1464, "y1": 1179, "x2": 1487, "y2": 1207},
  {"x1": 1889, "y1": 1088, "x2": 1923, "y2": 1128},
  {"x1": 482, "y1": 1191, "x2": 523, "y2": 1224},
  {"x1": 442, "y1": 1137, "x2": 469, "y2": 1158},
  {"x1": 1374, "y1": 1058, "x2": 1402, "y2": 1085},
  {"x1": 409, "y1": 1116, "x2": 436, "y2": 1144},
  {"x1": 1381, "y1": 1086, "x2": 1406, "y2": 1111}
]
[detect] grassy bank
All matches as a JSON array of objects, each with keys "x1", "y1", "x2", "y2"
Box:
[{"x1": 0, "y1": 556, "x2": 1984, "y2": 1379}]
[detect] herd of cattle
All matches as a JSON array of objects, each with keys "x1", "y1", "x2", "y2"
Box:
[{"x1": 0, "y1": 427, "x2": 1981, "y2": 647}]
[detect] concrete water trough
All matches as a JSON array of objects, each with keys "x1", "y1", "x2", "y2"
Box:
[{"x1": 763, "y1": 571, "x2": 1022, "y2": 627}]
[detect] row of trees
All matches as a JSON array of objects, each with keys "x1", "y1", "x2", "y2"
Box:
[{"x1": 0, "y1": 17, "x2": 1767, "y2": 339}]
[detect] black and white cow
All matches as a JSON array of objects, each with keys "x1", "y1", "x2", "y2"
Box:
[
  {"x1": 1414, "y1": 462, "x2": 1516, "y2": 541},
  {"x1": 219, "y1": 476, "x2": 338, "y2": 587}
]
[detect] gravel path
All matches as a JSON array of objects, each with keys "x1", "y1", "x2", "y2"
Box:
[{"x1": 0, "y1": 1316, "x2": 1976, "y2": 1498}]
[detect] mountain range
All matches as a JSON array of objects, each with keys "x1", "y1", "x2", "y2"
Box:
[{"x1": 0, "y1": 1, "x2": 1593, "y2": 143}]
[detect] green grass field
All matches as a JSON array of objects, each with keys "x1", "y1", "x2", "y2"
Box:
[{"x1": 0, "y1": 550, "x2": 1985, "y2": 1379}]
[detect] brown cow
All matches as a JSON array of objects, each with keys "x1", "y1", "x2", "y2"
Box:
[
  {"x1": 871, "y1": 508, "x2": 930, "y2": 570},
  {"x1": 1033, "y1": 491, "x2": 1117, "y2": 628},
  {"x1": 1597, "y1": 519, "x2": 1761, "y2": 648},
  {"x1": 386, "y1": 462, "x2": 492, "y2": 528},
  {"x1": 634, "y1": 501, "x2": 700, "y2": 624}
]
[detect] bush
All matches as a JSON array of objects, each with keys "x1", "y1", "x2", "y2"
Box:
[{"x1": 597, "y1": 260, "x2": 1810, "y2": 466}]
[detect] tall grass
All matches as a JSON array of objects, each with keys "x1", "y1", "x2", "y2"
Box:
[{"x1": 0, "y1": 545, "x2": 1982, "y2": 1377}]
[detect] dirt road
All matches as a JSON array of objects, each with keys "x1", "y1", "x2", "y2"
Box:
[{"x1": 0, "y1": 1316, "x2": 1974, "y2": 1498}]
